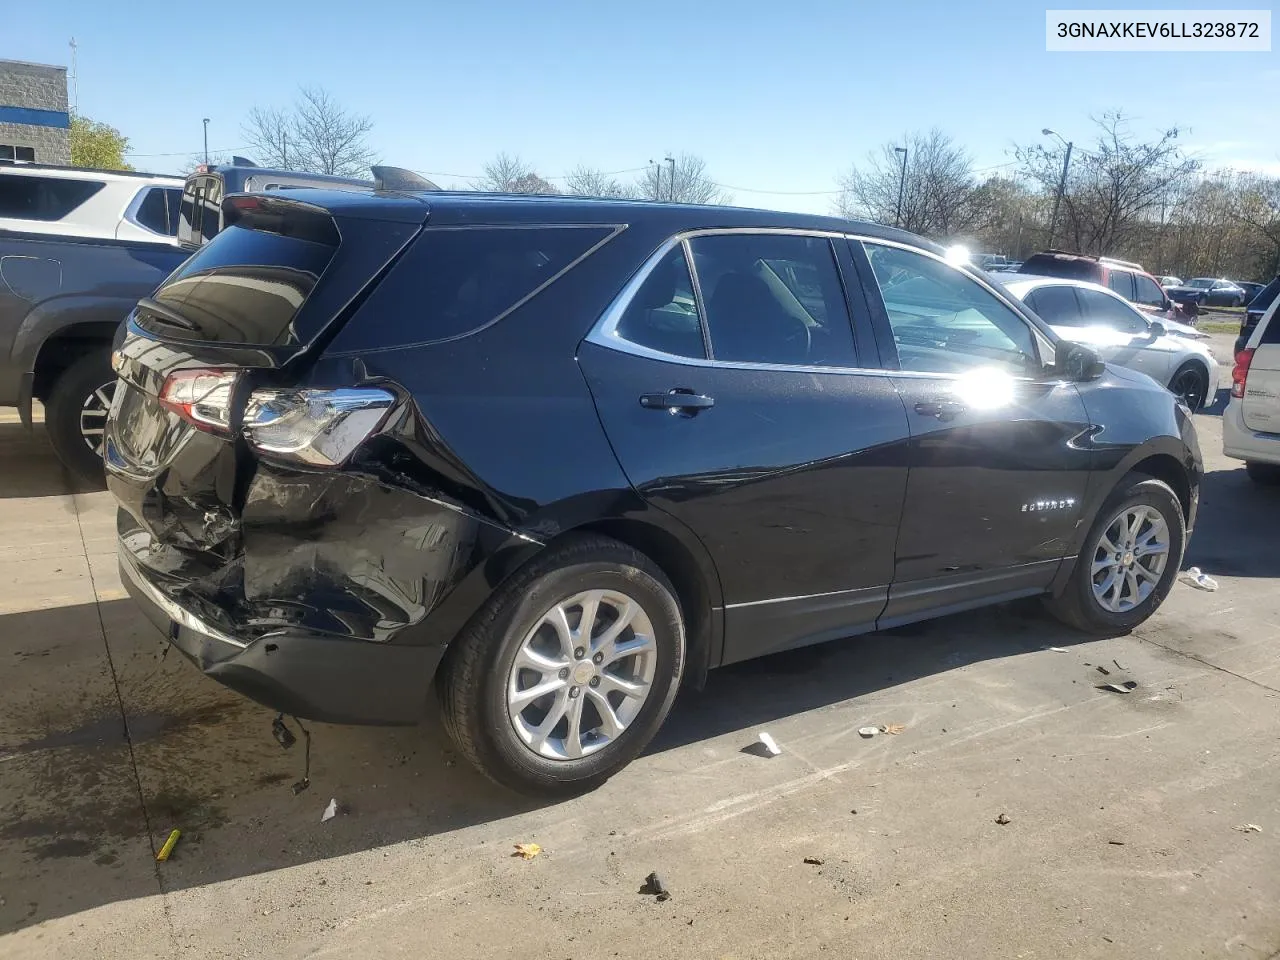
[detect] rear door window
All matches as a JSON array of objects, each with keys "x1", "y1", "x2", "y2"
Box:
[
  {"x1": 1133, "y1": 275, "x2": 1166, "y2": 307},
  {"x1": 133, "y1": 187, "x2": 183, "y2": 236},
  {"x1": 1024, "y1": 285, "x2": 1082, "y2": 325},
  {"x1": 688, "y1": 234, "x2": 856, "y2": 367},
  {"x1": 0, "y1": 174, "x2": 104, "y2": 220},
  {"x1": 1107, "y1": 270, "x2": 1135, "y2": 300},
  {"x1": 347, "y1": 225, "x2": 615, "y2": 347},
  {"x1": 139, "y1": 223, "x2": 338, "y2": 344},
  {"x1": 615, "y1": 245, "x2": 706, "y2": 359}
]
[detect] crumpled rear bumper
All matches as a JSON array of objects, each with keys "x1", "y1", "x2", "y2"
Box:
[{"x1": 120, "y1": 547, "x2": 444, "y2": 724}]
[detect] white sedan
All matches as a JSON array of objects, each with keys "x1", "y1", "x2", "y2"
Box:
[{"x1": 999, "y1": 275, "x2": 1220, "y2": 412}]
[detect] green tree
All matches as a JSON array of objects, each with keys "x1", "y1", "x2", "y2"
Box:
[{"x1": 69, "y1": 114, "x2": 133, "y2": 170}]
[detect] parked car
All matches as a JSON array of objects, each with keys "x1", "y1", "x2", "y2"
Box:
[
  {"x1": 1235, "y1": 276, "x2": 1280, "y2": 355},
  {"x1": 105, "y1": 191, "x2": 1202, "y2": 795},
  {"x1": 1, "y1": 163, "x2": 183, "y2": 243},
  {"x1": 0, "y1": 227, "x2": 188, "y2": 481},
  {"x1": 1165, "y1": 277, "x2": 1250, "y2": 309},
  {"x1": 1017, "y1": 251, "x2": 1198, "y2": 325},
  {"x1": 1159, "y1": 275, "x2": 1183, "y2": 288},
  {"x1": 1000, "y1": 276, "x2": 1219, "y2": 411},
  {"x1": 1237, "y1": 281, "x2": 1266, "y2": 304},
  {"x1": 1224, "y1": 294, "x2": 1280, "y2": 484},
  {"x1": 178, "y1": 156, "x2": 437, "y2": 248}
]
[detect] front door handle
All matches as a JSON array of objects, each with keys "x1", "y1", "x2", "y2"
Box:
[
  {"x1": 914, "y1": 399, "x2": 965, "y2": 421},
  {"x1": 640, "y1": 388, "x2": 715, "y2": 415}
]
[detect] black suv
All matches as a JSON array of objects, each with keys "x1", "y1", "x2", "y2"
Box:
[{"x1": 105, "y1": 190, "x2": 1201, "y2": 795}]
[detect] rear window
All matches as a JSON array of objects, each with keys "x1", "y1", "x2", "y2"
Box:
[
  {"x1": 137, "y1": 223, "x2": 337, "y2": 344},
  {"x1": 347, "y1": 225, "x2": 615, "y2": 346},
  {"x1": 1106, "y1": 270, "x2": 1135, "y2": 300},
  {"x1": 0, "y1": 174, "x2": 105, "y2": 221},
  {"x1": 178, "y1": 174, "x2": 224, "y2": 247},
  {"x1": 1248, "y1": 277, "x2": 1280, "y2": 313},
  {"x1": 1019, "y1": 254, "x2": 1099, "y2": 283}
]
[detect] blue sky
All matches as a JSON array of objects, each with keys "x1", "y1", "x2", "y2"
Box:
[{"x1": 8, "y1": 0, "x2": 1278, "y2": 214}]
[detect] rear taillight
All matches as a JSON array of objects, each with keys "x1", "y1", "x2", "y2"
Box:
[
  {"x1": 158, "y1": 369, "x2": 239, "y2": 433},
  {"x1": 1231, "y1": 348, "x2": 1254, "y2": 399},
  {"x1": 243, "y1": 388, "x2": 394, "y2": 467}
]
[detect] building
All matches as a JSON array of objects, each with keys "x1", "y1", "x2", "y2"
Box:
[{"x1": 0, "y1": 59, "x2": 71, "y2": 166}]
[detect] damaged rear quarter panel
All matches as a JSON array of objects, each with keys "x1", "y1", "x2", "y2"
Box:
[{"x1": 240, "y1": 463, "x2": 538, "y2": 645}]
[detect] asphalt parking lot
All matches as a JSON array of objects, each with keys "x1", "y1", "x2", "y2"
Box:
[{"x1": 2, "y1": 333, "x2": 1278, "y2": 960}]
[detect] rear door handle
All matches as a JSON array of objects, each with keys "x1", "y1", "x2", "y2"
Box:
[
  {"x1": 914, "y1": 400, "x2": 965, "y2": 421},
  {"x1": 640, "y1": 388, "x2": 715, "y2": 415}
]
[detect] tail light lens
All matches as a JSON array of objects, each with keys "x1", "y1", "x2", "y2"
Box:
[
  {"x1": 243, "y1": 387, "x2": 394, "y2": 467},
  {"x1": 158, "y1": 369, "x2": 238, "y2": 433},
  {"x1": 1231, "y1": 348, "x2": 1254, "y2": 399}
]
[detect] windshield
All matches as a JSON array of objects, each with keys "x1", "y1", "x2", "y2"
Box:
[{"x1": 1187, "y1": 278, "x2": 1214, "y2": 289}]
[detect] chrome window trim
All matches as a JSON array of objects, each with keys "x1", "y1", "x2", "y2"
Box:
[{"x1": 586, "y1": 227, "x2": 1059, "y2": 382}]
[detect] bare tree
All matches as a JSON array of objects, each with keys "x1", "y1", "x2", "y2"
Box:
[
  {"x1": 1014, "y1": 112, "x2": 1199, "y2": 255},
  {"x1": 478, "y1": 153, "x2": 533, "y2": 192},
  {"x1": 1234, "y1": 173, "x2": 1280, "y2": 278},
  {"x1": 634, "y1": 154, "x2": 729, "y2": 204},
  {"x1": 242, "y1": 86, "x2": 376, "y2": 177},
  {"x1": 838, "y1": 129, "x2": 983, "y2": 237},
  {"x1": 564, "y1": 165, "x2": 631, "y2": 198}
]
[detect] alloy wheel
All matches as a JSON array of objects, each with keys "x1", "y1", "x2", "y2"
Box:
[
  {"x1": 506, "y1": 589, "x2": 657, "y2": 761},
  {"x1": 1170, "y1": 369, "x2": 1205, "y2": 411},
  {"x1": 1089, "y1": 505, "x2": 1170, "y2": 613},
  {"x1": 80, "y1": 381, "x2": 117, "y2": 455}
]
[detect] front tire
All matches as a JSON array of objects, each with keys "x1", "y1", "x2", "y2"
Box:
[
  {"x1": 44, "y1": 350, "x2": 116, "y2": 486},
  {"x1": 1045, "y1": 475, "x2": 1186, "y2": 635},
  {"x1": 438, "y1": 535, "x2": 685, "y2": 796}
]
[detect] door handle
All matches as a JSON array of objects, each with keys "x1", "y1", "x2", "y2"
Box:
[
  {"x1": 640, "y1": 388, "x2": 715, "y2": 415},
  {"x1": 914, "y1": 400, "x2": 965, "y2": 421}
]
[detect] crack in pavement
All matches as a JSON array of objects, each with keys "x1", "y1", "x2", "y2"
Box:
[
  {"x1": 70, "y1": 486, "x2": 180, "y2": 959},
  {"x1": 1135, "y1": 630, "x2": 1280, "y2": 696}
]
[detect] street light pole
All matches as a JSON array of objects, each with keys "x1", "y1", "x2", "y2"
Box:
[
  {"x1": 894, "y1": 147, "x2": 908, "y2": 228},
  {"x1": 665, "y1": 155, "x2": 676, "y2": 202},
  {"x1": 202, "y1": 118, "x2": 210, "y2": 165},
  {"x1": 1043, "y1": 128, "x2": 1073, "y2": 249}
]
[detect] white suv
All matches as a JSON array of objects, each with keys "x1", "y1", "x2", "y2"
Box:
[
  {"x1": 0, "y1": 164, "x2": 183, "y2": 243},
  {"x1": 1224, "y1": 295, "x2": 1280, "y2": 483}
]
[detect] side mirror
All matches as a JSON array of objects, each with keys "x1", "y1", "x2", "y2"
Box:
[
  {"x1": 1059, "y1": 342, "x2": 1105, "y2": 382},
  {"x1": 1149, "y1": 320, "x2": 1167, "y2": 338}
]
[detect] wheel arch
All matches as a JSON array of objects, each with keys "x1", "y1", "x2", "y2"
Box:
[{"x1": 30, "y1": 320, "x2": 118, "y2": 402}]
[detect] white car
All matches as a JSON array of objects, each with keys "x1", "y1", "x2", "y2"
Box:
[
  {"x1": 999, "y1": 275, "x2": 1220, "y2": 412},
  {"x1": 0, "y1": 164, "x2": 183, "y2": 243},
  {"x1": 1223, "y1": 294, "x2": 1280, "y2": 483}
]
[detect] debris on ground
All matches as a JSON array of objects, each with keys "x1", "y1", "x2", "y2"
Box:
[
  {"x1": 1095, "y1": 665, "x2": 1111, "y2": 676},
  {"x1": 155, "y1": 828, "x2": 181, "y2": 862},
  {"x1": 1046, "y1": 646, "x2": 1069, "y2": 653},
  {"x1": 757, "y1": 731, "x2": 781, "y2": 756},
  {"x1": 858, "y1": 726, "x2": 880, "y2": 738},
  {"x1": 512, "y1": 843, "x2": 542, "y2": 860},
  {"x1": 1113, "y1": 659, "x2": 1126, "y2": 671},
  {"x1": 1108, "y1": 840, "x2": 1126, "y2": 845},
  {"x1": 1233, "y1": 823, "x2": 1262, "y2": 834},
  {"x1": 321, "y1": 798, "x2": 338, "y2": 823},
  {"x1": 1179, "y1": 567, "x2": 1219, "y2": 592},
  {"x1": 1098, "y1": 680, "x2": 1139, "y2": 694},
  {"x1": 640, "y1": 872, "x2": 671, "y2": 901},
  {"x1": 881, "y1": 723, "x2": 906, "y2": 735},
  {"x1": 803, "y1": 856, "x2": 825, "y2": 866},
  {"x1": 995, "y1": 813, "x2": 1011, "y2": 825}
]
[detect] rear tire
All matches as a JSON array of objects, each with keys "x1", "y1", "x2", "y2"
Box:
[
  {"x1": 438, "y1": 534, "x2": 685, "y2": 796},
  {"x1": 1245, "y1": 462, "x2": 1280, "y2": 485},
  {"x1": 1168, "y1": 362, "x2": 1208, "y2": 413},
  {"x1": 1044, "y1": 475, "x2": 1186, "y2": 635},
  {"x1": 44, "y1": 350, "x2": 115, "y2": 486}
]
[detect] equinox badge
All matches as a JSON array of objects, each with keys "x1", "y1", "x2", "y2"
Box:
[{"x1": 1022, "y1": 498, "x2": 1077, "y2": 513}]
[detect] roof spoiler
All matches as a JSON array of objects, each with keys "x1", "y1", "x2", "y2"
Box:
[
  {"x1": 231, "y1": 156, "x2": 259, "y2": 167},
  {"x1": 372, "y1": 165, "x2": 440, "y2": 192}
]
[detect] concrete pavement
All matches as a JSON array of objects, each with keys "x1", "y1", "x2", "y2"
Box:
[{"x1": 2, "y1": 345, "x2": 1277, "y2": 960}]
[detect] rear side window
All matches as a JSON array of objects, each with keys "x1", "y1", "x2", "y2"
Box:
[
  {"x1": 615, "y1": 245, "x2": 706, "y2": 359},
  {"x1": 1025, "y1": 285, "x2": 1082, "y2": 325},
  {"x1": 0, "y1": 175, "x2": 104, "y2": 220},
  {"x1": 1248, "y1": 277, "x2": 1280, "y2": 312},
  {"x1": 133, "y1": 187, "x2": 182, "y2": 236},
  {"x1": 689, "y1": 234, "x2": 856, "y2": 367},
  {"x1": 1107, "y1": 270, "x2": 1135, "y2": 300},
  {"x1": 1019, "y1": 255, "x2": 1098, "y2": 282},
  {"x1": 349, "y1": 226, "x2": 614, "y2": 346},
  {"x1": 139, "y1": 223, "x2": 337, "y2": 344}
]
